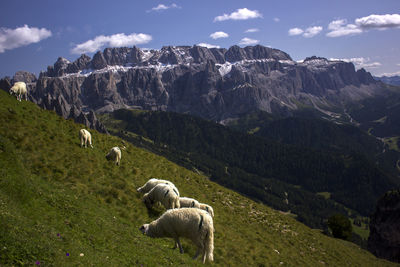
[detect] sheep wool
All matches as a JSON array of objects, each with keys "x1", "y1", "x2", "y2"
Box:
[
  {"x1": 140, "y1": 208, "x2": 214, "y2": 264},
  {"x1": 179, "y1": 197, "x2": 201, "y2": 208},
  {"x1": 79, "y1": 129, "x2": 93, "y2": 148},
  {"x1": 143, "y1": 183, "x2": 180, "y2": 210},
  {"x1": 137, "y1": 178, "x2": 178, "y2": 195},
  {"x1": 199, "y1": 203, "x2": 214, "y2": 218},
  {"x1": 9, "y1": 82, "x2": 27, "y2": 102},
  {"x1": 105, "y1": 146, "x2": 121, "y2": 165}
]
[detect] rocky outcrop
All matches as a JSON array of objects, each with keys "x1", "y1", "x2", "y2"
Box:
[
  {"x1": 368, "y1": 190, "x2": 400, "y2": 263},
  {"x1": 6, "y1": 45, "x2": 383, "y2": 126}
]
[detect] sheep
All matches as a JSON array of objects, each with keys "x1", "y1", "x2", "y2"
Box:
[
  {"x1": 199, "y1": 203, "x2": 214, "y2": 218},
  {"x1": 179, "y1": 197, "x2": 201, "y2": 209},
  {"x1": 139, "y1": 208, "x2": 214, "y2": 264},
  {"x1": 79, "y1": 129, "x2": 93, "y2": 148},
  {"x1": 137, "y1": 178, "x2": 178, "y2": 194},
  {"x1": 9, "y1": 81, "x2": 27, "y2": 101},
  {"x1": 105, "y1": 146, "x2": 122, "y2": 166},
  {"x1": 143, "y1": 183, "x2": 180, "y2": 210}
]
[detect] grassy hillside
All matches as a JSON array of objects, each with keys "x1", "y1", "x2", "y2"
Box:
[{"x1": 0, "y1": 90, "x2": 395, "y2": 266}]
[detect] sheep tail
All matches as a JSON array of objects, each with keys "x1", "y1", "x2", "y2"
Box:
[{"x1": 203, "y1": 228, "x2": 214, "y2": 263}]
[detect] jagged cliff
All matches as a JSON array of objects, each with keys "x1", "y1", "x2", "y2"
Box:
[{"x1": 2, "y1": 45, "x2": 380, "y2": 128}]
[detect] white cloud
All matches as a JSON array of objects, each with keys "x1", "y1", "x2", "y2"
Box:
[
  {"x1": 210, "y1": 31, "x2": 229, "y2": 39},
  {"x1": 197, "y1": 43, "x2": 220, "y2": 48},
  {"x1": 288, "y1": 27, "x2": 304, "y2": 36},
  {"x1": 303, "y1": 26, "x2": 323, "y2": 38},
  {"x1": 327, "y1": 14, "x2": 400, "y2": 37},
  {"x1": 378, "y1": 71, "x2": 400, "y2": 77},
  {"x1": 289, "y1": 26, "x2": 322, "y2": 37},
  {"x1": 214, "y1": 8, "x2": 262, "y2": 22},
  {"x1": 329, "y1": 57, "x2": 381, "y2": 69},
  {"x1": 326, "y1": 19, "x2": 362, "y2": 37},
  {"x1": 245, "y1": 28, "x2": 259, "y2": 33},
  {"x1": 273, "y1": 17, "x2": 280, "y2": 22},
  {"x1": 0, "y1": 24, "x2": 52, "y2": 53},
  {"x1": 71, "y1": 33, "x2": 152, "y2": 54},
  {"x1": 147, "y1": 3, "x2": 181, "y2": 12},
  {"x1": 238, "y1": 37, "x2": 259, "y2": 46},
  {"x1": 355, "y1": 14, "x2": 400, "y2": 29}
]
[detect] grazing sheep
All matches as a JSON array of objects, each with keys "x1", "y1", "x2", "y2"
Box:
[
  {"x1": 140, "y1": 208, "x2": 214, "y2": 264},
  {"x1": 105, "y1": 146, "x2": 122, "y2": 166},
  {"x1": 143, "y1": 183, "x2": 180, "y2": 210},
  {"x1": 179, "y1": 197, "x2": 201, "y2": 209},
  {"x1": 79, "y1": 129, "x2": 93, "y2": 148},
  {"x1": 199, "y1": 203, "x2": 214, "y2": 218},
  {"x1": 137, "y1": 178, "x2": 178, "y2": 194},
  {"x1": 9, "y1": 82, "x2": 27, "y2": 101}
]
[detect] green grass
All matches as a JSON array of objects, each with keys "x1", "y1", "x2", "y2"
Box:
[
  {"x1": 351, "y1": 219, "x2": 370, "y2": 241},
  {"x1": 0, "y1": 90, "x2": 396, "y2": 266}
]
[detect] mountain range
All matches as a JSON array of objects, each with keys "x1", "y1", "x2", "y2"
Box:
[{"x1": 0, "y1": 44, "x2": 385, "y2": 132}]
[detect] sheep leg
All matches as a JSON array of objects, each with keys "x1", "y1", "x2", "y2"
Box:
[
  {"x1": 174, "y1": 238, "x2": 184, "y2": 254},
  {"x1": 193, "y1": 248, "x2": 200, "y2": 260}
]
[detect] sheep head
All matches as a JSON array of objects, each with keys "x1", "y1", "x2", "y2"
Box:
[{"x1": 139, "y1": 224, "x2": 149, "y2": 235}]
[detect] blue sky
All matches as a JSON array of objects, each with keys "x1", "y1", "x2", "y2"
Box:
[{"x1": 1, "y1": 0, "x2": 399, "y2": 77}]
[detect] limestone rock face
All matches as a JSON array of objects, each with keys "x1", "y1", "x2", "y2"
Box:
[
  {"x1": 6, "y1": 45, "x2": 383, "y2": 129},
  {"x1": 368, "y1": 190, "x2": 400, "y2": 263}
]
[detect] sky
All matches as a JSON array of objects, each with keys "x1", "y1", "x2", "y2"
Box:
[{"x1": 0, "y1": 0, "x2": 399, "y2": 78}]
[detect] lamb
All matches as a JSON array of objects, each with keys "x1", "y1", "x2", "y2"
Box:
[
  {"x1": 105, "y1": 146, "x2": 122, "y2": 165},
  {"x1": 79, "y1": 129, "x2": 93, "y2": 148},
  {"x1": 143, "y1": 183, "x2": 180, "y2": 210},
  {"x1": 9, "y1": 81, "x2": 27, "y2": 101},
  {"x1": 179, "y1": 197, "x2": 201, "y2": 209},
  {"x1": 199, "y1": 203, "x2": 214, "y2": 218},
  {"x1": 137, "y1": 178, "x2": 178, "y2": 194},
  {"x1": 139, "y1": 208, "x2": 214, "y2": 264}
]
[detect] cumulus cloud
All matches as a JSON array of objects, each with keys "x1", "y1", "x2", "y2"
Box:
[
  {"x1": 238, "y1": 37, "x2": 259, "y2": 46},
  {"x1": 289, "y1": 26, "x2": 322, "y2": 37},
  {"x1": 214, "y1": 8, "x2": 262, "y2": 22},
  {"x1": 245, "y1": 28, "x2": 259, "y2": 33},
  {"x1": 197, "y1": 43, "x2": 220, "y2": 48},
  {"x1": 147, "y1": 3, "x2": 181, "y2": 12},
  {"x1": 210, "y1": 31, "x2": 229, "y2": 39},
  {"x1": 378, "y1": 71, "x2": 400, "y2": 77},
  {"x1": 329, "y1": 57, "x2": 382, "y2": 69},
  {"x1": 355, "y1": 14, "x2": 400, "y2": 29},
  {"x1": 326, "y1": 19, "x2": 362, "y2": 37},
  {"x1": 0, "y1": 24, "x2": 52, "y2": 53},
  {"x1": 288, "y1": 28, "x2": 304, "y2": 36},
  {"x1": 273, "y1": 17, "x2": 280, "y2": 22},
  {"x1": 303, "y1": 26, "x2": 323, "y2": 38},
  {"x1": 327, "y1": 14, "x2": 400, "y2": 37},
  {"x1": 71, "y1": 33, "x2": 152, "y2": 54}
]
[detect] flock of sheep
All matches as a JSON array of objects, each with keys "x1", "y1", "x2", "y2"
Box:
[
  {"x1": 10, "y1": 81, "x2": 215, "y2": 264},
  {"x1": 138, "y1": 178, "x2": 215, "y2": 264},
  {"x1": 81, "y1": 131, "x2": 215, "y2": 264}
]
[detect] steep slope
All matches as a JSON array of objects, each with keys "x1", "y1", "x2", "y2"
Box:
[
  {"x1": 99, "y1": 109, "x2": 398, "y2": 225},
  {"x1": 0, "y1": 90, "x2": 395, "y2": 266}
]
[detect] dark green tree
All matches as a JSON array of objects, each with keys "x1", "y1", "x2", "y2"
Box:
[{"x1": 328, "y1": 214, "x2": 353, "y2": 241}]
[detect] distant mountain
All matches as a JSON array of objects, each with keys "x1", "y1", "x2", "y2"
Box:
[
  {"x1": 374, "y1": 75, "x2": 400, "y2": 86},
  {"x1": 0, "y1": 45, "x2": 383, "y2": 131}
]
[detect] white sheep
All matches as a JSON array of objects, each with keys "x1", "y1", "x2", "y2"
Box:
[
  {"x1": 179, "y1": 197, "x2": 201, "y2": 209},
  {"x1": 143, "y1": 183, "x2": 180, "y2": 210},
  {"x1": 9, "y1": 82, "x2": 27, "y2": 101},
  {"x1": 137, "y1": 178, "x2": 178, "y2": 194},
  {"x1": 199, "y1": 203, "x2": 214, "y2": 218},
  {"x1": 140, "y1": 208, "x2": 214, "y2": 264},
  {"x1": 79, "y1": 129, "x2": 93, "y2": 148},
  {"x1": 106, "y1": 146, "x2": 122, "y2": 165}
]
